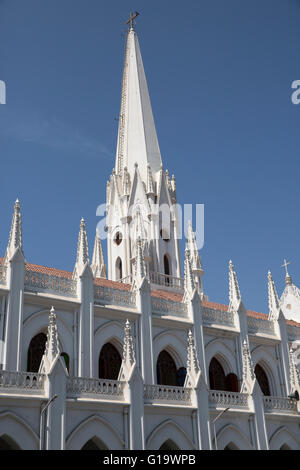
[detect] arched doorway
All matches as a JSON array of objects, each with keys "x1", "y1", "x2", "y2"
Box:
[
  {"x1": 224, "y1": 442, "x2": 239, "y2": 450},
  {"x1": 81, "y1": 437, "x2": 108, "y2": 450},
  {"x1": 99, "y1": 343, "x2": 122, "y2": 380},
  {"x1": 157, "y1": 350, "x2": 178, "y2": 386},
  {"x1": 159, "y1": 439, "x2": 180, "y2": 450},
  {"x1": 116, "y1": 257, "x2": 122, "y2": 280},
  {"x1": 254, "y1": 364, "x2": 271, "y2": 396},
  {"x1": 0, "y1": 435, "x2": 20, "y2": 450},
  {"x1": 27, "y1": 332, "x2": 47, "y2": 372},
  {"x1": 209, "y1": 357, "x2": 226, "y2": 390}
]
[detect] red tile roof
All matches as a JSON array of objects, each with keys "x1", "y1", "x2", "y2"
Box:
[{"x1": 1, "y1": 258, "x2": 299, "y2": 328}]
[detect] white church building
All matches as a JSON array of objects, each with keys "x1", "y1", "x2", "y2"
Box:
[{"x1": 0, "y1": 18, "x2": 300, "y2": 450}]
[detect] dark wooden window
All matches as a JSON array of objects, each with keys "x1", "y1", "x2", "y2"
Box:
[
  {"x1": 99, "y1": 343, "x2": 122, "y2": 380},
  {"x1": 225, "y1": 373, "x2": 239, "y2": 392},
  {"x1": 157, "y1": 350, "x2": 178, "y2": 386},
  {"x1": 255, "y1": 364, "x2": 271, "y2": 396},
  {"x1": 209, "y1": 357, "x2": 226, "y2": 390},
  {"x1": 114, "y1": 232, "x2": 122, "y2": 246},
  {"x1": 27, "y1": 332, "x2": 47, "y2": 372}
]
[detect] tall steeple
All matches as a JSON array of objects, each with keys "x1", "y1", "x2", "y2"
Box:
[
  {"x1": 115, "y1": 22, "x2": 162, "y2": 182},
  {"x1": 73, "y1": 218, "x2": 89, "y2": 276}
]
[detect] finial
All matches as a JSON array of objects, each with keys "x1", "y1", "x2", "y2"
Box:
[
  {"x1": 268, "y1": 270, "x2": 280, "y2": 320},
  {"x1": 126, "y1": 11, "x2": 139, "y2": 31},
  {"x1": 228, "y1": 260, "x2": 241, "y2": 310},
  {"x1": 281, "y1": 259, "x2": 292, "y2": 285}
]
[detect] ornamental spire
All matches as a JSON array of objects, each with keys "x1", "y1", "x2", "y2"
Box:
[
  {"x1": 228, "y1": 260, "x2": 241, "y2": 311},
  {"x1": 268, "y1": 271, "x2": 280, "y2": 320},
  {"x1": 289, "y1": 347, "x2": 300, "y2": 393},
  {"x1": 281, "y1": 259, "x2": 292, "y2": 286},
  {"x1": 241, "y1": 339, "x2": 255, "y2": 391},
  {"x1": 184, "y1": 248, "x2": 195, "y2": 295},
  {"x1": 74, "y1": 218, "x2": 89, "y2": 275},
  {"x1": 115, "y1": 22, "x2": 162, "y2": 183},
  {"x1": 5, "y1": 199, "x2": 23, "y2": 261},
  {"x1": 91, "y1": 229, "x2": 106, "y2": 278},
  {"x1": 187, "y1": 330, "x2": 200, "y2": 376},
  {"x1": 187, "y1": 221, "x2": 203, "y2": 271},
  {"x1": 122, "y1": 319, "x2": 135, "y2": 367},
  {"x1": 44, "y1": 306, "x2": 60, "y2": 365},
  {"x1": 146, "y1": 163, "x2": 155, "y2": 195}
]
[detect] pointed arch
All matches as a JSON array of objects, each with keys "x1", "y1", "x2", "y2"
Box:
[
  {"x1": 153, "y1": 330, "x2": 186, "y2": 371},
  {"x1": 205, "y1": 339, "x2": 237, "y2": 376},
  {"x1": 269, "y1": 426, "x2": 300, "y2": 450},
  {"x1": 81, "y1": 436, "x2": 108, "y2": 450},
  {"x1": 115, "y1": 257, "x2": 123, "y2": 280},
  {"x1": 0, "y1": 434, "x2": 21, "y2": 450},
  {"x1": 94, "y1": 320, "x2": 124, "y2": 376},
  {"x1": 27, "y1": 332, "x2": 47, "y2": 372},
  {"x1": 146, "y1": 419, "x2": 195, "y2": 450},
  {"x1": 215, "y1": 424, "x2": 253, "y2": 450},
  {"x1": 163, "y1": 253, "x2": 171, "y2": 277},
  {"x1": 157, "y1": 350, "x2": 178, "y2": 386},
  {"x1": 0, "y1": 411, "x2": 39, "y2": 450},
  {"x1": 66, "y1": 414, "x2": 124, "y2": 450},
  {"x1": 159, "y1": 439, "x2": 180, "y2": 450},
  {"x1": 251, "y1": 345, "x2": 280, "y2": 396},
  {"x1": 99, "y1": 342, "x2": 122, "y2": 380},
  {"x1": 254, "y1": 363, "x2": 271, "y2": 396}
]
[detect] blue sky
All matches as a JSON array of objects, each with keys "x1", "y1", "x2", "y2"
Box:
[{"x1": 0, "y1": 0, "x2": 300, "y2": 313}]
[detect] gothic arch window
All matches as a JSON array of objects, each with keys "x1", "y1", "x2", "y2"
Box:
[
  {"x1": 157, "y1": 350, "x2": 178, "y2": 386},
  {"x1": 115, "y1": 257, "x2": 122, "y2": 280},
  {"x1": 99, "y1": 342, "x2": 122, "y2": 380},
  {"x1": 61, "y1": 352, "x2": 70, "y2": 372},
  {"x1": 209, "y1": 357, "x2": 226, "y2": 391},
  {"x1": 0, "y1": 435, "x2": 20, "y2": 450},
  {"x1": 159, "y1": 439, "x2": 180, "y2": 450},
  {"x1": 254, "y1": 363, "x2": 271, "y2": 396},
  {"x1": 27, "y1": 332, "x2": 47, "y2": 372},
  {"x1": 81, "y1": 437, "x2": 108, "y2": 450}
]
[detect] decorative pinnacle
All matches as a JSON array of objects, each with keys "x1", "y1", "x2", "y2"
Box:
[
  {"x1": 146, "y1": 163, "x2": 155, "y2": 195},
  {"x1": 6, "y1": 198, "x2": 23, "y2": 259},
  {"x1": 242, "y1": 339, "x2": 255, "y2": 384},
  {"x1": 289, "y1": 347, "x2": 300, "y2": 392},
  {"x1": 75, "y1": 218, "x2": 89, "y2": 268},
  {"x1": 44, "y1": 306, "x2": 60, "y2": 364},
  {"x1": 229, "y1": 260, "x2": 241, "y2": 309},
  {"x1": 267, "y1": 271, "x2": 280, "y2": 319},
  {"x1": 187, "y1": 330, "x2": 200, "y2": 376},
  {"x1": 187, "y1": 220, "x2": 203, "y2": 271},
  {"x1": 122, "y1": 319, "x2": 135, "y2": 366},
  {"x1": 184, "y1": 247, "x2": 195, "y2": 293},
  {"x1": 91, "y1": 229, "x2": 106, "y2": 278}
]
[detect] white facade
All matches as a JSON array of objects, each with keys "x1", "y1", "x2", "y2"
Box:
[{"x1": 0, "y1": 24, "x2": 299, "y2": 451}]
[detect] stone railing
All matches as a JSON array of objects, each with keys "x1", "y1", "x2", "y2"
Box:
[
  {"x1": 94, "y1": 285, "x2": 136, "y2": 308},
  {"x1": 247, "y1": 317, "x2": 275, "y2": 335},
  {"x1": 0, "y1": 262, "x2": 7, "y2": 286},
  {"x1": 67, "y1": 377, "x2": 125, "y2": 399},
  {"x1": 202, "y1": 307, "x2": 235, "y2": 328},
  {"x1": 24, "y1": 270, "x2": 77, "y2": 298},
  {"x1": 144, "y1": 384, "x2": 191, "y2": 404},
  {"x1": 209, "y1": 390, "x2": 249, "y2": 408},
  {"x1": 151, "y1": 297, "x2": 187, "y2": 317},
  {"x1": 263, "y1": 396, "x2": 298, "y2": 414},
  {"x1": 149, "y1": 272, "x2": 184, "y2": 291},
  {"x1": 0, "y1": 371, "x2": 45, "y2": 393}
]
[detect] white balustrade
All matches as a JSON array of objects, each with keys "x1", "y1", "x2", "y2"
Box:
[
  {"x1": 263, "y1": 396, "x2": 298, "y2": 413},
  {"x1": 209, "y1": 390, "x2": 249, "y2": 408},
  {"x1": 151, "y1": 297, "x2": 187, "y2": 316},
  {"x1": 0, "y1": 371, "x2": 45, "y2": 392},
  {"x1": 94, "y1": 285, "x2": 136, "y2": 308},
  {"x1": 144, "y1": 384, "x2": 191, "y2": 404},
  {"x1": 24, "y1": 269, "x2": 77, "y2": 297},
  {"x1": 67, "y1": 377, "x2": 125, "y2": 399},
  {"x1": 202, "y1": 307, "x2": 235, "y2": 327},
  {"x1": 149, "y1": 272, "x2": 184, "y2": 291},
  {"x1": 247, "y1": 317, "x2": 274, "y2": 335}
]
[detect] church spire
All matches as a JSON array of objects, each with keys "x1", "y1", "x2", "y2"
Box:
[
  {"x1": 115, "y1": 22, "x2": 162, "y2": 182},
  {"x1": 91, "y1": 229, "x2": 106, "y2": 278},
  {"x1": 5, "y1": 199, "x2": 23, "y2": 261},
  {"x1": 268, "y1": 271, "x2": 280, "y2": 320}
]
